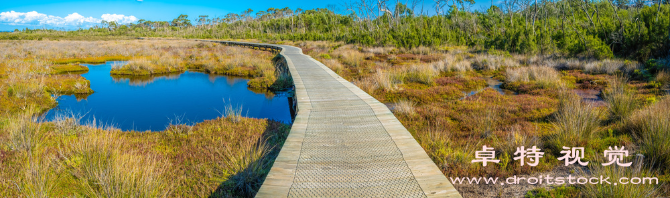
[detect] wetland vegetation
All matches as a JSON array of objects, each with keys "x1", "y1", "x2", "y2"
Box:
[{"x1": 1, "y1": 0, "x2": 669, "y2": 196}]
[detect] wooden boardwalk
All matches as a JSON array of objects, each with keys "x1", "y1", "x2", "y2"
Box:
[{"x1": 203, "y1": 40, "x2": 461, "y2": 197}]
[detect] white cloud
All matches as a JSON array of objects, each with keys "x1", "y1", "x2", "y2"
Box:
[
  {"x1": 101, "y1": 14, "x2": 138, "y2": 24},
  {"x1": 0, "y1": 11, "x2": 139, "y2": 28}
]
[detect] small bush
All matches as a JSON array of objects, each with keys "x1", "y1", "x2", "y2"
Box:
[{"x1": 319, "y1": 53, "x2": 331, "y2": 59}]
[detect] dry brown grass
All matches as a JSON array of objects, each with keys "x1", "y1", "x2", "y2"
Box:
[
  {"x1": 322, "y1": 59, "x2": 344, "y2": 74},
  {"x1": 398, "y1": 64, "x2": 438, "y2": 85},
  {"x1": 393, "y1": 100, "x2": 416, "y2": 115},
  {"x1": 584, "y1": 59, "x2": 627, "y2": 74},
  {"x1": 432, "y1": 59, "x2": 473, "y2": 72},
  {"x1": 505, "y1": 66, "x2": 563, "y2": 89},
  {"x1": 331, "y1": 46, "x2": 370, "y2": 68},
  {"x1": 372, "y1": 69, "x2": 396, "y2": 91}
]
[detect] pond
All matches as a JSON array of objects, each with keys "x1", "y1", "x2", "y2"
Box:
[{"x1": 44, "y1": 61, "x2": 293, "y2": 131}]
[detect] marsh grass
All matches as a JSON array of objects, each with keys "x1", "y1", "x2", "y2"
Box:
[
  {"x1": 17, "y1": 153, "x2": 59, "y2": 198},
  {"x1": 547, "y1": 91, "x2": 602, "y2": 150},
  {"x1": 625, "y1": 97, "x2": 670, "y2": 170},
  {"x1": 432, "y1": 59, "x2": 473, "y2": 72},
  {"x1": 496, "y1": 125, "x2": 542, "y2": 158},
  {"x1": 474, "y1": 108, "x2": 499, "y2": 139},
  {"x1": 393, "y1": 100, "x2": 416, "y2": 115},
  {"x1": 401, "y1": 64, "x2": 438, "y2": 85},
  {"x1": 166, "y1": 115, "x2": 193, "y2": 135},
  {"x1": 0, "y1": 111, "x2": 289, "y2": 197},
  {"x1": 5, "y1": 109, "x2": 42, "y2": 152},
  {"x1": 656, "y1": 70, "x2": 669, "y2": 88},
  {"x1": 322, "y1": 59, "x2": 344, "y2": 74},
  {"x1": 219, "y1": 137, "x2": 272, "y2": 197},
  {"x1": 373, "y1": 69, "x2": 396, "y2": 91},
  {"x1": 603, "y1": 76, "x2": 639, "y2": 121},
  {"x1": 506, "y1": 66, "x2": 562, "y2": 88},
  {"x1": 223, "y1": 103, "x2": 244, "y2": 123},
  {"x1": 332, "y1": 47, "x2": 368, "y2": 67},
  {"x1": 51, "y1": 111, "x2": 85, "y2": 136},
  {"x1": 580, "y1": 158, "x2": 661, "y2": 197},
  {"x1": 59, "y1": 130, "x2": 171, "y2": 197},
  {"x1": 584, "y1": 59, "x2": 625, "y2": 74}
]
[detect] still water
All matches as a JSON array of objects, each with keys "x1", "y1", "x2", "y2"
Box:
[{"x1": 44, "y1": 61, "x2": 292, "y2": 131}]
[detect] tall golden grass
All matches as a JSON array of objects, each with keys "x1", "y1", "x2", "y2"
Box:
[
  {"x1": 548, "y1": 91, "x2": 602, "y2": 149},
  {"x1": 625, "y1": 97, "x2": 670, "y2": 170},
  {"x1": 603, "y1": 76, "x2": 640, "y2": 121},
  {"x1": 505, "y1": 66, "x2": 562, "y2": 88},
  {"x1": 0, "y1": 110, "x2": 289, "y2": 197}
]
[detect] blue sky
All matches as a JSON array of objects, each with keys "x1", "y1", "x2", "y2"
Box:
[{"x1": 1, "y1": 0, "x2": 492, "y2": 31}]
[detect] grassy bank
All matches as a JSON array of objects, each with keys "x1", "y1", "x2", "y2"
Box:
[{"x1": 0, "y1": 110, "x2": 289, "y2": 197}]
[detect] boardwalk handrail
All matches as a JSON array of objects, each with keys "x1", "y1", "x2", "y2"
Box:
[{"x1": 198, "y1": 39, "x2": 461, "y2": 198}]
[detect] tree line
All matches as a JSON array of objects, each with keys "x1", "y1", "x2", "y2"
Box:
[{"x1": 3, "y1": 0, "x2": 669, "y2": 60}]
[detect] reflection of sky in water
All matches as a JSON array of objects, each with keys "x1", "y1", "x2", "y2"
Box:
[{"x1": 44, "y1": 61, "x2": 292, "y2": 131}]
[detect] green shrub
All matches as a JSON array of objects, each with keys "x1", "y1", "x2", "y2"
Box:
[{"x1": 319, "y1": 53, "x2": 332, "y2": 59}]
